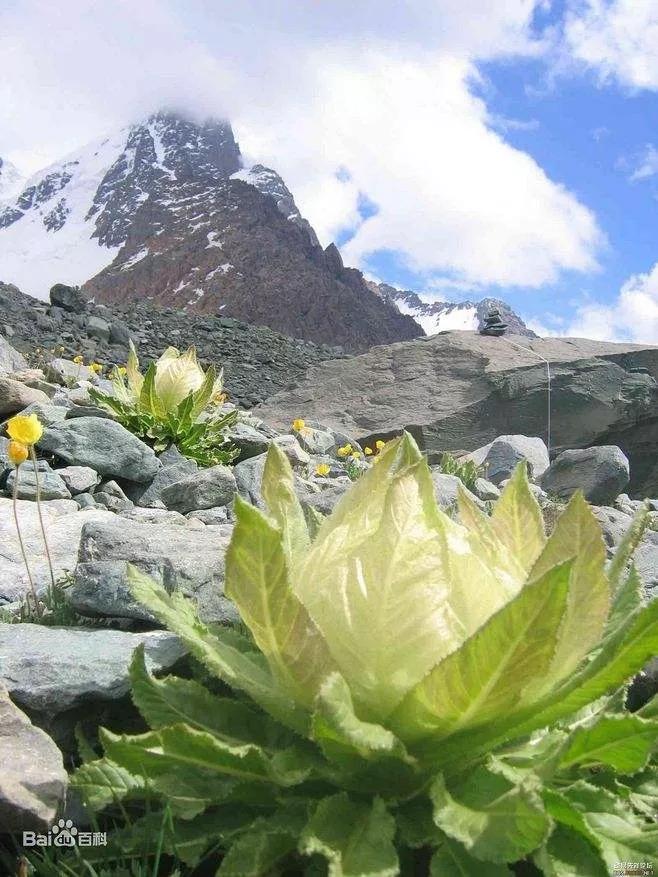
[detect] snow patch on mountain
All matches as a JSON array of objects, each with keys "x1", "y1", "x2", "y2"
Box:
[
  {"x1": 0, "y1": 133, "x2": 128, "y2": 297},
  {"x1": 372, "y1": 282, "x2": 536, "y2": 337},
  {"x1": 0, "y1": 158, "x2": 25, "y2": 201}
]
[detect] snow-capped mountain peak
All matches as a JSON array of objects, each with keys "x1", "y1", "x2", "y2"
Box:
[
  {"x1": 371, "y1": 283, "x2": 536, "y2": 337},
  {"x1": 0, "y1": 112, "x2": 243, "y2": 299}
]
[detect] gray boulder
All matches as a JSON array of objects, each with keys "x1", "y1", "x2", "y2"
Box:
[
  {"x1": 0, "y1": 335, "x2": 27, "y2": 373},
  {"x1": 431, "y1": 471, "x2": 485, "y2": 514},
  {"x1": 227, "y1": 422, "x2": 273, "y2": 460},
  {"x1": 0, "y1": 498, "x2": 115, "y2": 602},
  {"x1": 20, "y1": 401, "x2": 70, "y2": 427},
  {"x1": 56, "y1": 465, "x2": 100, "y2": 495},
  {"x1": 273, "y1": 434, "x2": 311, "y2": 467},
  {"x1": 0, "y1": 376, "x2": 50, "y2": 416},
  {"x1": 44, "y1": 357, "x2": 94, "y2": 385},
  {"x1": 187, "y1": 506, "x2": 232, "y2": 525},
  {"x1": 296, "y1": 426, "x2": 336, "y2": 456},
  {"x1": 86, "y1": 315, "x2": 110, "y2": 342},
  {"x1": 233, "y1": 453, "x2": 267, "y2": 507},
  {"x1": 541, "y1": 446, "x2": 630, "y2": 504},
  {"x1": 593, "y1": 506, "x2": 658, "y2": 595},
  {"x1": 70, "y1": 518, "x2": 237, "y2": 623},
  {"x1": 254, "y1": 333, "x2": 658, "y2": 498},
  {"x1": 6, "y1": 459, "x2": 71, "y2": 500},
  {"x1": 302, "y1": 482, "x2": 349, "y2": 516},
  {"x1": 126, "y1": 449, "x2": 198, "y2": 508},
  {"x1": 49, "y1": 283, "x2": 87, "y2": 313},
  {"x1": 472, "y1": 477, "x2": 501, "y2": 501},
  {"x1": 160, "y1": 464, "x2": 236, "y2": 514},
  {"x1": 0, "y1": 686, "x2": 67, "y2": 831},
  {"x1": 0, "y1": 625, "x2": 186, "y2": 714},
  {"x1": 466, "y1": 435, "x2": 550, "y2": 484},
  {"x1": 38, "y1": 417, "x2": 160, "y2": 482}
]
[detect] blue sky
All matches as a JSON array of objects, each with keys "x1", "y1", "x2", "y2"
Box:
[
  {"x1": 361, "y1": 47, "x2": 658, "y2": 336},
  {"x1": 1, "y1": 1, "x2": 658, "y2": 342}
]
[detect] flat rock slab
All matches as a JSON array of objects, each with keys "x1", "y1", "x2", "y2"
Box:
[
  {"x1": 38, "y1": 417, "x2": 160, "y2": 483},
  {"x1": 0, "y1": 625, "x2": 186, "y2": 714},
  {"x1": 0, "y1": 686, "x2": 67, "y2": 831},
  {"x1": 71, "y1": 518, "x2": 237, "y2": 623},
  {"x1": 0, "y1": 499, "x2": 115, "y2": 602},
  {"x1": 254, "y1": 332, "x2": 658, "y2": 497}
]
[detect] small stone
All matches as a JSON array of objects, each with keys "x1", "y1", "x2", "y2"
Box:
[
  {"x1": 86, "y1": 315, "x2": 111, "y2": 342},
  {"x1": 472, "y1": 477, "x2": 501, "y2": 501},
  {"x1": 430, "y1": 471, "x2": 485, "y2": 514},
  {"x1": 74, "y1": 492, "x2": 96, "y2": 509},
  {"x1": 227, "y1": 422, "x2": 272, "y2": 460},
  {"x1": 296, "y1": 426, "x2": 336, "y2": 455},
  {"x1": 56, "y1": 465, "x2": 100, "y2": 494},
  {"x1": 160, "y1": 465, "x2": 237, "y2": 514},
  {"x1": 187, "y1": 506, "x2": 231, "y2": 525},
  {"x1": 6, "y1": 459, "x2": 71, "y2": 501},
  {"x1": 44, "y1": 358, "x2": 93, "y2": 386},
  {"x1": 273, "y1": 434, "x2": 311, "y2": 467},
  {"x1": 0, "y1": 335, "x2": 28, "y2": 374},
  {"x1": 0, "y1": 376, "x2": 50, "y2": 416}
]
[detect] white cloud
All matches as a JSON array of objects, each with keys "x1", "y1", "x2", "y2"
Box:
[
  {"x1": 0, "y1": 0, "x2": 602, "y2": 289},
  {"x1": 630, "y1": 144, "x2": 658, "y2": 181},
  {"x1": 566, "y1": 262, "x2": 658, "y2": 343},
  {"x1": 565, "y1": 0, "x2": 658, "y2": 90}
]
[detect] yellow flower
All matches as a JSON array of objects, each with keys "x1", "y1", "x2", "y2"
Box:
[
  {"x1": 90, "y1": 362, "x2": 103, "y2": 374},
  {"x1": 7, "y1": 440, "x2": 28, "y2": 466},
  {"x1": 292, "y1": 419, "x2": 306, "y2": 432},
  {"x1": 116, "y1": 366, "x2": 127, "y2": 376},
  {"x1": 364, "y1": 446, "x2": 373, "y2": 456},
  {"x1": 337, "y1": 444, "x2": 352, "y2": 457},
  {"x1": 7, "y1": 413, "x2": 43, "y2": 446},
  {"x1": 375, "y1": 439, "x2": 386, "y2": 451},
  {"x1": 73, "y1": 355, "x2": 84, "y2": 365},
  {"x1": 351, "y1": 451, "x2": 361, "y2": 460},
  {"x1": 212, "y1": 391, "x2": 228, "y2": 406},
  {"x1": 315, "y1": 463, "x2": 331, "y2": 477}
]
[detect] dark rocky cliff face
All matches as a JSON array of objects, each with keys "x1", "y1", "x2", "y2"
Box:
[{"x1": 83, "y1": 174, "x2": 422, "y2": 352}]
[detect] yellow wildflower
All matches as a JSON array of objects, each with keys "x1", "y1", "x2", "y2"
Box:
[
  {"x1": 337, "y1": 444, "x2": 352, "y2": 457},
  {"x1": 116, "y1": 366, "x2": 127, "y2": 376},
  {"x1": 375, "y1": 439, "x2": 386, "y2": 451},
  {"x1": 7, "y1": 413, "x2": 43, "y2": 446},
  {"x1": 73, "y1": 355, "x2": 84, "y2": 365},
  {"x1": 7, "y1": 441, "x2": 28, "y2": 466},
  {"x1": 364, "y1": 446, "x2": 373, "y2": 456},
  {"x1": 212, "y1": 391, "x2": 228, "y2": 406},
  {"x1": 351, "y1": 451, "x2": 361, "y2": 460},
  {"x1": 90, "y1": 362, "x2": 103, "y2": 374},
  {"x1": 292, "y1": 418, "x2": 306, "y2": 432},
  {"x1": 315, "y1": 463, "x2": 331, "y2": 477}
]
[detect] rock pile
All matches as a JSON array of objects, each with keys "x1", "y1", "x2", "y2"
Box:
[{"x1": 0, "y1": 281, "x2": 342, "y2": 407}]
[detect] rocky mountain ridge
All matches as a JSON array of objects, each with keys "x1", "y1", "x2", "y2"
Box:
[
  {"x1": 371, "y1": 282, "x2": 535, "y2": 337},
  {"x1": 0, "y1": 112, "x2": 421, "y2": 352}
]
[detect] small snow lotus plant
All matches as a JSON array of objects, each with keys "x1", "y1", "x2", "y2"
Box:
[
  {"x1": 72, "y1": 435, "x2": 658, "y2": 875},
  {"x1": 89, "y1": 342, "x2": 238, "y2": 467}
]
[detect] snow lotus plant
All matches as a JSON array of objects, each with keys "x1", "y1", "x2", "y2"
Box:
[
  {"x1": 71, "y1": 434, "x2": 658, "y2": 875},
  {"x1": 89, "y1": 342, "x2": 238, "y2": 466}
]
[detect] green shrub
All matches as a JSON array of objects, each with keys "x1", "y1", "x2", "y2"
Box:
[
  {"x1": 71, "y1": 435, "x2": 658, "y2": 875},
  {"x1": 89, "y1": 344, "x2": 238, "y2": 467},
  {"x1": 437, "y1": 450, "x2": 482, "y2": 490}
]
